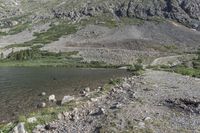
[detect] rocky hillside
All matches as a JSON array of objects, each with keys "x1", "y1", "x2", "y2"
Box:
[
  {"x1": 1, "y1": 0, "x2": 200, "y2": 65},
  {"x1": 1, "y1": 0, "x2": 200, "y2": 30}
]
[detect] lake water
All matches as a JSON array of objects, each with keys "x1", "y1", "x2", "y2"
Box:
[{"x1": 0, "y1": 67, "x2": 129, "y2": 123}]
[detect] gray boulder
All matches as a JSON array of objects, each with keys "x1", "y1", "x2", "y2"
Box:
[
  {"x1": 61, "y1": 95, "x2": 75, "y2": 105},
  {"x1": 12, "y1": 123, "x2": 27, "y2": 133}
]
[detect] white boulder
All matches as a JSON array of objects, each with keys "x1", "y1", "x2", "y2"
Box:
[
  {"x1": 49, "y1": 94, "x2": 56, "y2": 102},
  {"x1": 27, "y1": 117, "x2": 37, "y2": 123}
]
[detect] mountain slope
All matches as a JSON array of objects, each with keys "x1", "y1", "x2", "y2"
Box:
[{"x1": 0, "y1": 0, "x2": 200, "y2": 65}]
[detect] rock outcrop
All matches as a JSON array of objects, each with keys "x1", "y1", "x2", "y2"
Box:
[
  {"x1": 1, "y1": 0, "x2": 200, "y2": 30},
  {"x1": 51, "y1": 0, "x2": 200, "y2": 30}
]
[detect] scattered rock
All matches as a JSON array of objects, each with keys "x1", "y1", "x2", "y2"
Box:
[
  {"x1": 90, "y1": 98, "x2": 98, "y2": 102},
  {"x1": 12, "y1": 122, "x2": 27, "y2": 133},
  {"x1": 84, "y1": 87, "x2": 90, "y2": 92},
  {"x1": 57, "y1": 113, "x2": 64, "y2": 120},
  {"x1": 122, "y1": 82, "x2": 131, "y2": 89},
  {"x1": 80, "y1": 90, "x2": 88, "y2": 97},
  {"x1": 98, "y1": 107, "x2": 106, "y2": 115},
  {"x1": 33, "y1": 125, "x2": 45, "y2": 133},
  {"x1": 63, "y1": 112, "x2": 70, "y2": 119},
  {"x1": 138, "y1": 122, "x2": 145, "y2": 128},
  {"x1": 27, "y1": 117, "x2": 37, "y2": 123},
  {"x1": 37, "y1": 102, "x2": 46, "y2": 108},
  {"x1": 69, "y1": 113, "x2": 79, "y2": 121},
  {"x1": 144, "y1": 117, "x2": 152, "y2": 121},
  {"x1": 165, "y1": 98, "x2": 200, "y2": 114},
  {"x1": 49, "y1": 94, "x2": 56, "y2": 102},
  {"x1": 98, "y1": 86, "x2": 102, "y2": 90},
  {"x1": 44, "y1": 124, "x2": 57, "y2": 130},
  {"x1": 61, "y1": 95, "x2": 75, "y2": 105},
  {"x1": 110, "y1": 102, "x2": 123, "y2": 109},
  {"x1": 41, "y1": 92, "x2": 46, "y2": 96}
]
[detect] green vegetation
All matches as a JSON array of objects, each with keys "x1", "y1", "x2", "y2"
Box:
[
  {"x1": 0, "y1": 31, "x2": 7, "y2": 36},
  {"x1": 5, "y1": 23, "x2": 78, "y2": 48},
  {"x1": 147, "y1": 44, "x2": 180, "y2": 53},
  {"x1": 24, "y1": 101, "x2": 77, "y2": 132},
  {"x1": 0, "y1": 123, "x2": 16, "y2": 133},
  {"x1": 120, "y1": 17, "x2": 144, "y2": 25},
  {"x1": 150, "y1": 49, "x2": 200, "y2": 78},
  {"x1": 147, "y1": 16, "x2": 166, "y2": 24},
  {"x1": 8, "y1": 23, "x2": 30, "y2": 35},
  {"x1": 79, "y1": 13, "x2": 118, "y2": 28},
  {"x1": 0, "y1": 76, "x2": 121, "y2": 132},
  {"x1": 109, "y1": 78, "x2": 122, "y2": 85},
  {"x1": 0, "y1": 48, "x2": 118, "y2": 68},
  {"x1": 127, "y1": 64, "x2": 144, "y2": 76},
  {"x1": 0, "y1": 22, "x2": 31, "y2": 36},
  {"x1": 0, "y1": 101, "x2": 78, "y2": 132}
]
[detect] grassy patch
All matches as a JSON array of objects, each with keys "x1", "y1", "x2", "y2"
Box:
[
  {"x1": 31, "y1": 23, "x2": 77, "y2": 44},
  {"x1": 17, "y1": 101, "x2": 77, "y2": 132},
  {"x1": 0, "y1": 31, "x2": 7, "y2": 36},
  {"x1": 147, "y1": 16, "x2": 166, "y2": 24},
  {"x1": 5, "y1": 23, "x2": 78, "y2": 49},
  {"x1": 150, "y1": 59, "x2": 200, "y2": 78},
  {"x1": 0, "y1": 48, "x2": 118, "y2": 68},
  {"x1": 0, "y1": 123, "x2": 16, "y2": 133},
  {"x1": 79, "y1": 13, "x2": 118, "y2": 28},
  {"x1": 0, "y1": 22, "x2": 31, "y2": 36},
  {"x1": 127, "y1": 64, "x2": 144, "y2": 76},
  {"x1": 119, "y1": 17, "x2": 144, "y2": 25},
  {"x1": 8, "y1": 23, "x2": 30, "y2": 35}
]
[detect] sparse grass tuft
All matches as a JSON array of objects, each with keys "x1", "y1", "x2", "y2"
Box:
[{"x1": 127, "y1": 64, "x2": 144, "y2": 76}]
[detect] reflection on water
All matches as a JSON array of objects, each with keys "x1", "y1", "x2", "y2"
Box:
[{"x1": 0, "y1": 67, "x2": 129, "y2": 123}]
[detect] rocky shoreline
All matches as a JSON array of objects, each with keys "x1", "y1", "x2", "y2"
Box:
[{"x1": 3, "y1": 70, "x2": 200, "y2": 133}]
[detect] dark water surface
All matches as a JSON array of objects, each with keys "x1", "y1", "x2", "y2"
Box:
[{"x1": 0, "y1": 67, "x2": 129, "y2": 123}]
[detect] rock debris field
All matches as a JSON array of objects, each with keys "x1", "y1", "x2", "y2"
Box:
[{"x1": 30, "y1": 70, "x2": 200, "y2": 133}]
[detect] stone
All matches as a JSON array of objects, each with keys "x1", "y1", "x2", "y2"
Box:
[
  {"x1": 90, "y1": 98, "x2": 98, "y2": 102},
  {"x1": 122, "y1": 82, "x2": 131, "y2": 89},
  {"x1": 138, "y1": 122, "x2": 145, "y2": 128},
  {"x1": 110, "y1": 103, "x2": 123, "y2": 109},
  {"x1": 61, "y1": 95, "x2": 75, "y2": 105},
  {"x1": 99, "y1": 107, "x2": 106, "y2": 115},
  {"x1": 98, "y1": 86, "x2": 102, "y2": 90},
  {"x1": 80, "y1": 90, "x2": 86, "y2": 96},
  {"x1": 41, "y1": 92, "x2": 46, "y2": 96},
  {"x1": 13, "y1": 122, "x2": 27, "y2": 133},
  {"x1": 27, "y1": 117, "x2": 37, "y2": 123},
  {"x1": 144, "y1": 117, "x2": 152, "y2": 121},
  {"x1": 84, "y1": 87, "x2": 90, "y2": 92},
  {"x1": 44, "y1": 124, "x2": 57, "y2": 130},
  {"x1": 57, "y1": 113, "x2": 64, "y2": 120},
  {"x1": 49, "y1": 94, "x2": 56, "y2": 102},
  {"x1": 37, "y1": 102, "x2": 46, "y2": 108},
  {"x1": 33, "y1": 125, "x2": 45, "y2": 132},
  {"x1": 63, "y1": 112, "x2": 70, "y2": 118}
]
